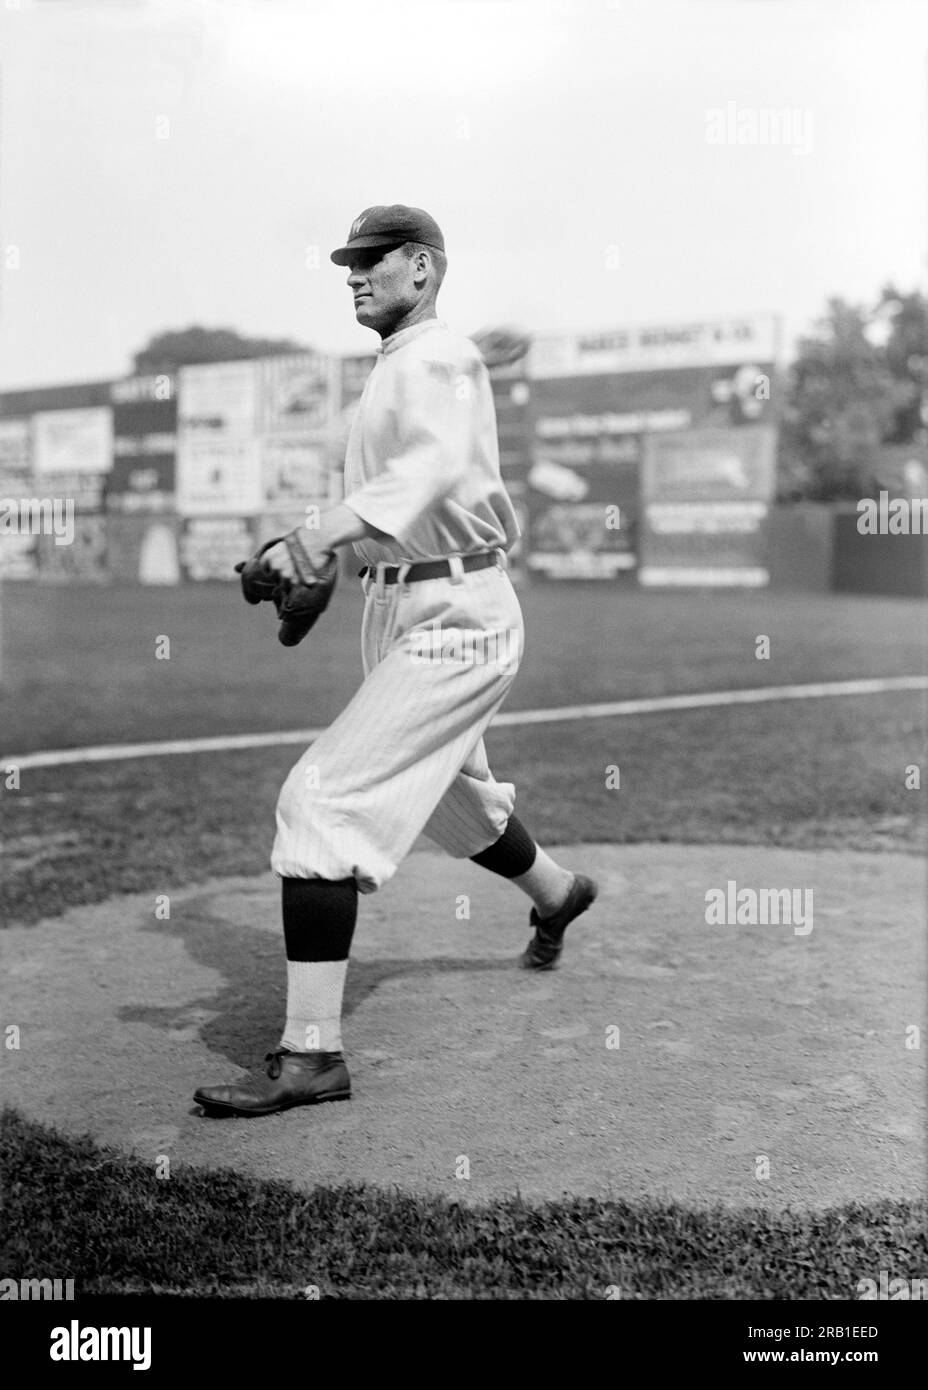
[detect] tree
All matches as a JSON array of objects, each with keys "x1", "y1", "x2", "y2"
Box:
[
  {"x1": 778, "y1": 297, "x2": 913, "y2": 501},
  {"x1": 779, "y1": 293, "x2": 925, "y2": 501},
  {"x1": 131, "y1": 326, "x2": 310, "y2": 375},
  {"x1": 877, "y1": 284, "x2": 928, "y2": 445}
]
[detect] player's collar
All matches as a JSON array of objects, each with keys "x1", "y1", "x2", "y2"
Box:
[{"x1": 379, "y1": 318, "x2": 445, "y2": 354}]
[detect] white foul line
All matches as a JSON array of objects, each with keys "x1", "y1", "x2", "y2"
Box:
[{"x1": 3, "y1": 675, "x2": 926, "y2": 772}]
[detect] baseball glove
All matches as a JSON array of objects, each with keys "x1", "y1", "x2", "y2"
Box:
[{"x1": 235, "y1": 531, "x2": 338, "y2": 647}]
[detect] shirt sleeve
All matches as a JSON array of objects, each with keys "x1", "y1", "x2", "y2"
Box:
[{"x1": 342, "y1": 351, "x2": 481, "y2": 543}]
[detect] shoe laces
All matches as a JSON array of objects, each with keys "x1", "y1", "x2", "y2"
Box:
[{"x1": 264, "y1": 1049, "x2": 291, "y2": 1079}]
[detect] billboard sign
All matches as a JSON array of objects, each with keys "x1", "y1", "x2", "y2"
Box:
[
  {"x1": 639, "y1": 426, "x2": 777, "y2": 586},
  {"x1": 111, "y1": 374, "x2": 176, "y2": 405},
  {"x1": 179, "y1": 516, "x2": 254, "y2": 581},
  {"x1": 0, "y1": 419, "x2": 32, "y2": 498},
  {"x1": 529, "y1": 316, "x2": 779, "y2": 378},
  {"x1": 111, "y1": 378, "x2": 178, "y2": 511},
  {"x1": 261, "y1": 436, "x2": 328, "y2": 507},
  {"x1": 106, "y1": 454, "x2": 176, "y2": 512},
  {"x1": 257, "y1": 354, "x2": 334, "y2": 434},
  {"x1": 43, "y1": 471, "x2": 109, "y2": 510},
  {"x1": 527, "y1": 500, "x2": 637, "y2": 579},
  {"x1": 178, "y1": 361, "x2": 259, "y2": 436},
  {"x1": 33, "y1": 407, "x2": 112, "y2": 475},
  {"x1": 0, "y1": 418, "x2": 31, "y2": 473},
  {"x1": 176, "y1": 436, "x2": 262, "y2": 516}
]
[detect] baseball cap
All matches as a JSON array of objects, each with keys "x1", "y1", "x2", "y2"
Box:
[{"x1": 330, "y1": 205, "x2": 445, "y2": 266}]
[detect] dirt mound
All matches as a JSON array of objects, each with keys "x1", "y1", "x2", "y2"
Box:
[{"x1": 3, "y1": 844, "x2": 923, "y2": 1206}]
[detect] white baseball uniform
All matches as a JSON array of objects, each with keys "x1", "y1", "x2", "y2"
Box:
[{"x1": 271, "y1": 318, "x2": 525, "y2": 892}]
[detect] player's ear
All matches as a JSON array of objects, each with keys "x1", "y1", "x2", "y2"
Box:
[{"x1": 411, "y1": 249, "x2": 431, "y2": 288}]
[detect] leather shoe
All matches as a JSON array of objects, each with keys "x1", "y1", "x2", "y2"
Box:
[
  {"x1": 519, "y1": 873, "x2": 598, "y2": 970},
  {"x1": 194, "y1": 1048, "x2": 351, "y2": 1117}
]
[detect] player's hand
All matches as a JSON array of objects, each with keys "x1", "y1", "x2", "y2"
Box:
[
  {"x1": 236, "y1": 533, "x2": 339, "y2": 646},
  {"x1": 261, "y1": 533, "x2": 332, "y2": 586},
  {"x1": 260, "y1": 539, "x2": 299, "y2": 584}
]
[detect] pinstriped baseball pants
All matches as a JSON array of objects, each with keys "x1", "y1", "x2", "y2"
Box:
[{"x1": 270, "y1": 559, "x2": 524, "y2": 892}]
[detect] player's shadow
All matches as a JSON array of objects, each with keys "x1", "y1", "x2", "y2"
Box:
[{"x1": 118, "y1": 899, "x2": 514, "y2": 1068}]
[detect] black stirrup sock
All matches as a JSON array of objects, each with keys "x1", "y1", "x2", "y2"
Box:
[
  {"x1": 469, "y1": 815, "x2": 538, "y2": 879},
  {"x1": 281, "y1": 876, "x2": 358, "y2": 962}
]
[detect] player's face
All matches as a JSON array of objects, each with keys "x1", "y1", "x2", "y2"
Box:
[{"x1": 346, "y1": 246, "x2": 417, "y2": 337}]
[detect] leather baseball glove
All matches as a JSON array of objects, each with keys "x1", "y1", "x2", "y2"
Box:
[{"x1": 235, "y1": 531, "x2": 338, "y2": 647}]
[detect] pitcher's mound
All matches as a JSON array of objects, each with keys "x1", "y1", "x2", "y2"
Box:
[{"x1": 3, "y1": 843, "x2": 923, "y2": 1206}]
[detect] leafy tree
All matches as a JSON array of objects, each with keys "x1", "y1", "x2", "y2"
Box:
[
  {"x1": 779, "y1": 292, "x2": 925, "y2": 501},
  {"x1": 132, "y1": 326, "x2": 310, "y2": 375},
  {"x1": 877, "y1": 284, "x2": 928, "y2": 445}
]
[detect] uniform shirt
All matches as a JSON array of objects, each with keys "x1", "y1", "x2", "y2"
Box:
[{"x1": 343, "y1": 318, "x2": 521, "y2": 567}]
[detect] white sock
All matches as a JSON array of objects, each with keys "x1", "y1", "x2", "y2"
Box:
[
  {"x1": 511, "y1": 849, "x2": 575, "y2": 917},
  {"x1": 280, "y1": 959, "x2": 349, "y2": 1054}
]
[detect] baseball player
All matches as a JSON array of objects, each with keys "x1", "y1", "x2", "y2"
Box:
[{"x1": 195, "y1": 205, "x2": 598, "y2": 1118}]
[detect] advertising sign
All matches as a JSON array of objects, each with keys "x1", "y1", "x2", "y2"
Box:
[
  {"x1": 529, "y1": 316, "x2": 779, "y2": 378},
  {"x1": 179, "y1": 516, "x2": 254, "y2": 581},
  {"x1": 0, "y1": 419, "x2": 32, "y2": 499},
  {"x1": 526, "y1": 411, "x2": 640, "y2": 580},
  {"x1": 641, "y1": 425, "x2": 776, "y2": 503},
  {"x1": 111, "y1": 374, "x2": 176, "y2": 406},
  {"x1": 33, "y1": 407, "x2": 113, "y2": 475},
  {"x1": 43, "y1": 471, "x2": 109, "y2": 511},
  {"x1": 176, "y1": 437, "x2": 262, "y2": 516},
  {"x1": 639, "y1": 426, "x2": 777, "y2": 586},
  {"x1": 257, "y1": 354, "x2": 334, "y2": 434},
  {"x1": 178, "y1": 361, "x2": 260, "y2": 436},
  {"x1": 261, "y1": 436, "x2": 328, "y2": 507},
  {"x1": 528, "y1": 500, "x2": 637, "y2": 579},
  {"x1": 530, "y1": 364, "x2": 774, "y2": 465},
  {"x1": 111, "y1": 377, "x2": 178, "y2": 512},
  {"x1": 0, "y1": 418, "x2": 31, "y2": 473},
  {"x1": 106, "y1": 453, "x2": 176, "y2": 512}
]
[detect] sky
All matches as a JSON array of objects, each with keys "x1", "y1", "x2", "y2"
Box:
[{"x1": 0, "y1": 0, "x2": 925, "y2": 388}]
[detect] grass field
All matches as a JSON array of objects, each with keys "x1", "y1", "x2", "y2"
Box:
[
  {"x1": 2, "y1": 1110, "x2": 924, "y2": 1300},
  {"x1": 3, "y1": 581, "x2": 926, "y2": 751},
  {"x1": 2, "y1": 583, "x2": 925, "y2": 925},
  {"x1": 1, "y1": 580, "x2": 925, "y2": 1299}
]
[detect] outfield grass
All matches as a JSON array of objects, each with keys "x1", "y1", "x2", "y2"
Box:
[
  {"x1": 1, "y1": 581, "x2": 925, "y2": 751},
  {"x1": 2, "y1": 584, "x2": 925, "y2": 925},
  {"x1": 2, "y1": 1110, "x2": 924, "y2": 1299},
  {"x1": 2, "y1": 693, "x2": 925, "y2": 926}
]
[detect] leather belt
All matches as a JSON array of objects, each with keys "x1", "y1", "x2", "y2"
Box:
[{"x1": 358, "y1": 550, "x2": 500, "y2": 585}]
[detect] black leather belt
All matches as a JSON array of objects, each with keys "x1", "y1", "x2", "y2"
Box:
[{"x1": 358, "y1": 550, "x2": 500, "y2": 585}]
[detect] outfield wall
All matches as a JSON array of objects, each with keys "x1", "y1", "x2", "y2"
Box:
[
  {"x1": 1, "y1": 319, "x2": 924, "y2": 594},
  {"x1": 832, "y1": 508, "x2": 928, "y2": 597}
]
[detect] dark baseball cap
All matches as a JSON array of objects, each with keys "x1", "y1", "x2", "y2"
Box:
[{"x1": 330, "y1": 205, "x2": 444, "y2": 266}]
